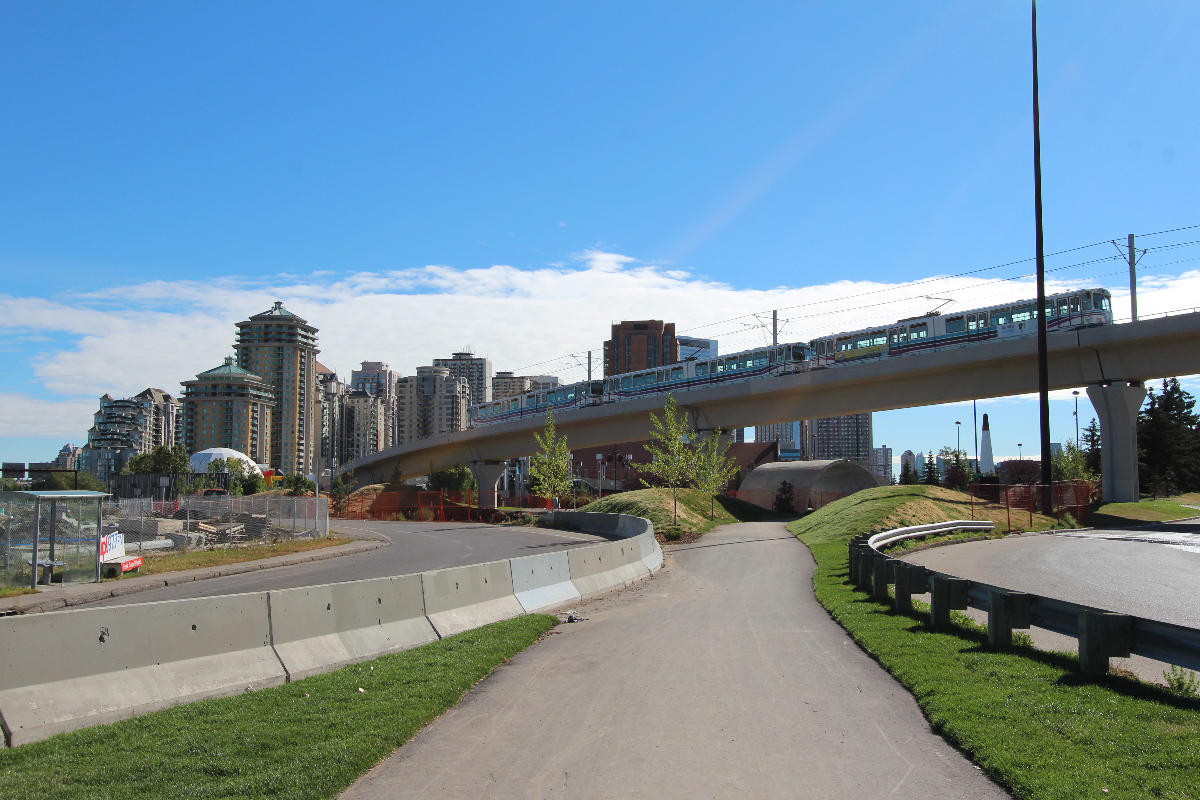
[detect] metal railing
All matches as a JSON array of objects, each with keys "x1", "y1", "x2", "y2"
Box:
[{"x1": 848, "y1": 522, "x2": 1200, "y2": 675}]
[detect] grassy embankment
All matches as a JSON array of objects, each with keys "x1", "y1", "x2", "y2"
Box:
[
  {"x1": 1090, "y1": 497, "x2": 1200, "y2": 527},
  {"x1": 581, "y1": 487, "x2": 775, "y2": 542},
  {"x1": 104, "y1": 537, "x2": 351, "y2": 580},
  {"x1": 0, "y1": 614, "x2": 556, "y2": 800},
  {"x1": 789, "y1": 484, "x2": 1200, "y2": 800}
]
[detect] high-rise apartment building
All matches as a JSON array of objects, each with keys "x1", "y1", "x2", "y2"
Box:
[
  {"x1": 316, "y1": 363, "x2": 347, "y2": 469},
  {"x1": 755, "y1": 420, "x2": 811, "y2": 459},
  {"x1": 177, "y1": 357, "x2": 275, "y2": 464},
  {"x1": 343, "y1": 391, "x2": 386, "y2": 461},
  {"x1": 492, "y1": 371, "x2": 531, "y2": 400},
  {"x1": 810, "y1": 413, "x2": 873, "y2": 463},
  {"x1": 870, "y1": 445, "x2": 893, "y2": 485},
  {"x1": 395, "y1": 366, "x2": 470, "y2": 445},
  {"x1": 900, "y1": 449, "x2": 919, "y2": 477},
  {"x1": 528, "y1": 375, "x2": 560, "y2": 392},
  {"x1": 350, "y1": 360, "x2": 400, "y2": 447},
  {"x1": 234, "y1": 301, "x2": 319, "y2": 476},
  {"x1": 603, "y1": 320, "x2": 678, "y2": 377},
  {"x1": 54, "y1": 444, "x2": 80, "y2": 470},
  {"x1": 432, "y1": 351, "x2": 491, "y2": 406},
  {"x1": 77, "y1": 388, "x2": 180, "y2": 483}
]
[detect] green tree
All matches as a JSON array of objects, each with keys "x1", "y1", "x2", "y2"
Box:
[
  {"x1": 281, "y1": 474, "x2": 315, "y2": 496},
  {"x1": 773, "y1": 480, "x2": 796, "y2": 515},
  {"x1": 638, "y1": 394, "x2": 696, "y2": 524},
  {"x1": 692, "y1": 430, "x2": 740, "y2": 518},
  {"x1": 205, "y1": 458, "x2": 228, "y2": 474},
  {"x1": 898, "y1": 461, "x2": 918, "y2": 485},
  {"x1": 1081, "y1": 417, "x2": 1102, "y2": 476},
  {"x1": 938, "y1": 446, "x2": 969, "y2": 491},
  {"x1": 1051, "y1": 439, "x2": 1094, "y2": 481},
  {"x1": 922, "y1": 452, "x2": 940, "y2": 486},
  {"x1": 427, "y1": 464, "x2": 476, "y2": 492},
  {"x1": 329, "y1": 471, "x2": 354, "y2": 514},
  {"x1": 528, "y1": 410, "x2": 572, "y2": 500},
  {"x1": 32, "y1": 470, "x2": 105, "y2": 492},
  {"x1": 123, "y1": 444, "x2": 190, "y2": 475},
  {"x1": 1138, "y1": 378, "x2": 1200, "y2": 496}
]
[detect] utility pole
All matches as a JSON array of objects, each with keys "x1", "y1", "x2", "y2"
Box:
[
  {"x1": 587, "y1": 350, "x2": 592, "y2": 381},
  {"x1": 1031, "y1": 0, "x2": 1053, "y2": 515},
  {"x1": 772, "y1": 310, "x2": 778, "y2": 346},
  {"x1": 1127, "y1": 233, "x2": 1137, "y2": 322}
]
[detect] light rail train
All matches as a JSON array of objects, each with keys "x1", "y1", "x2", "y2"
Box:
[{"x1": 469, "y1": 287, "x2": 1112, "y2": 427}]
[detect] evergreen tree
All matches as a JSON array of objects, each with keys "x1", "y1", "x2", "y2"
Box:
[
  {"x1": 638, "y1": 394, "x2": 695, "y2": 524},
  {"x1": 898, "y1": 461, "x2": 918, "y2": 485},
  {"x1": 1138, "y1": 378, "x2": 1200, "y2": 496},
  {"x1": 921, "y1": 452, "x2": 940, "y2": 485},
  {"x1": 529, "y1": 409, "x2": 572, "y2": 500},
  {"x1": 1081, "y1": 418, "x2": 1102, "y2": 476}
]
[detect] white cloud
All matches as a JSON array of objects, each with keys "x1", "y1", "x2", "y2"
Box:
[{"x1": 1, "y1": 257, "x2": 1198, "y2": 444}]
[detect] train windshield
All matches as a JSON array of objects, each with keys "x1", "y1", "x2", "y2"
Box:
[{"x1": 791, "y1": 345, "x2": 806, "y2": 361}]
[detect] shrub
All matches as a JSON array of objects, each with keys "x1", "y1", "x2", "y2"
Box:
[{"x1": 1164, "y1": 665, "x2": 1200, "y2": 698}]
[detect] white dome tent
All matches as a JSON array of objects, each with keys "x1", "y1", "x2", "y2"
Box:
[{"x1": 188, "y1": 448, "x2": 264, "y2": 478}]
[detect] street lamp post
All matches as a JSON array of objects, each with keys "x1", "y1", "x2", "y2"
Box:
[
  {"x1": 1072, "y1": 390, "x2": 1080, "y2": 444},
  {"x1": 1018, "y1": 443, "x2": 1024, "y2": 460},
  {"x1": 955, "y1": 421, "x2": 962, "y2": 455}
]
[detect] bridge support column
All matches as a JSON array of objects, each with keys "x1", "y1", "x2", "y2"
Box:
[
  {"x1": 470, "y1": 461, "x2": 506, "y2": 509},
  {"x1": 1086, "y1": 381, "x2": 1145, "y2": 503}
]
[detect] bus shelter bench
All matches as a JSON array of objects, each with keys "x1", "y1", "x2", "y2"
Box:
[{"x1": 29, "y1": 558, "x2": 66, "y2": 585}]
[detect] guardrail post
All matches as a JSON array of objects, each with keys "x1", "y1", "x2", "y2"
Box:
[
  {"x1": 1078, "y1": 611, "x2": 1132, "y2": 675},
  {"x1": 854, "y1": 542, "x2": 872, "y2": 589},
  {"x1": 870, "y1": 554, "x2": 890, "y2": 601},
  {"x1": 929, "y1": 575, "x2": 969, "y2": 631},
  {"x1": 893, "y1": 561, "x2": 913, "y2": 612},
  {"x1": 986, "y1": 590, "x2": 1032, "y2": 648}
]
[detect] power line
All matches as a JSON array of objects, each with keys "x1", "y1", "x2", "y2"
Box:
[{"x1": 1137, "y1": 223, "x2": 1200, "y2": 238}]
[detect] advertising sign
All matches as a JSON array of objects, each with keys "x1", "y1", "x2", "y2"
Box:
[
  {"x1": 2, "y1": 462, "x2": 25, "y2": 480},
  {"x1": 99, "y1": 532, "x2": 126, "y2": 562}
]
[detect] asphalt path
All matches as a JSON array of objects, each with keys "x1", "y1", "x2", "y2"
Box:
[
  {"x1": 901, "y1": 526, "x2": 1200, "y2": 629},
  {"x1": 340, "y1": 523, "x2": 1010, "y2": 800},
  {"x1": 79, "y1": 520, "x2": 603, "y2": 608}
]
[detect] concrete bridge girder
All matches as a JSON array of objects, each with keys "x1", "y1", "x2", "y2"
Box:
[{"x1": 340, "y1": 314, "x2": 1200, "y2": 491}]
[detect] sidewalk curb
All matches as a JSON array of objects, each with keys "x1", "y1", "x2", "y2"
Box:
[{"x1": 1, "y1": 538, "x2": 388, "y2": 616}]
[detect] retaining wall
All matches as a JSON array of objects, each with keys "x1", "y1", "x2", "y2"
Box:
[{"x1": 0, "y1": 512, "x2": 663, "y2": 747}]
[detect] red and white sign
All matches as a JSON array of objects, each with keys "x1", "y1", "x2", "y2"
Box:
[
  {"x1": 99, "y1": 532, "x2": 126, "y2": 562},
  {"x1": 119, "y1": 556, "x2": 143, "y2": 573}
]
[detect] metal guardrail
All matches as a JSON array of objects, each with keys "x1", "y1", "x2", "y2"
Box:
[{"x1": 848, "y1": 522, "x2": 1200, "y2": 675}]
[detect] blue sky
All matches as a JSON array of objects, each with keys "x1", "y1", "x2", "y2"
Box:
[{"x1": 2, "y1": 1, "x2": 1198, "y2": 468}]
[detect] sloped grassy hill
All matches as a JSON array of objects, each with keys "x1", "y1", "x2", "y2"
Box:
[{"x1": 581, "y1": 488, "x2": 774, "y2": 541}]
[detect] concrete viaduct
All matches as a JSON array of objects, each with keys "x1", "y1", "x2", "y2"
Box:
[{"x1": 341, "y1": 312, "x2": 1200, "y2": 505}]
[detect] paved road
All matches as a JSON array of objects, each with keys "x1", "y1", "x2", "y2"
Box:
[
  {"x1": 901, "y1": 529, "x2": 1200, "y2": 628},
  {"x1": 340, "y1": 523, "x2": 1009, "y2": 800},
  {"x1": 80, "y1": 520, "x2": 603, "y2": 608}
]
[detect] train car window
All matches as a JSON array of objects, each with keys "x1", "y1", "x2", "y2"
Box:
[
  {"x1": 726, "y1": 357, "x2": 738, "y2": 371},
  {"x1": 836, "y1": 338, "x2": 851, "y2": 352},
  {"x1": 621, "y1": 377, "x2": 632, "y2": 389},
  {"x1": 946, "y1": 316, "x2": 965, "y2": 333},
  {"x1": 672, "y1": 367, "x2": 684, "y2": 380},
  {"x1": 1082, "y1": 294, "x2": 1093, "y2": 311},
  {"x1": 1070, "y1": 296, "x2": 1080, "y2": 313},
  {"x1": 909, "y1": 323, "x2": 928, "y2": 339},
  {"x1": 1012, "y1": 306, "x2": 1033, "y2": 323},
  {"x1": 791, "y1": 345, "x2": 806, "y2": 361},
  {"x1": 993, "y1": 309, "x2": 1010, "y2": 325},
  {"x1": 696, "y1": 363, "x2": 708, "y2": 377},
  {"x1": 1099, "y1": 295, "x2": 1111, "y2": 310}
]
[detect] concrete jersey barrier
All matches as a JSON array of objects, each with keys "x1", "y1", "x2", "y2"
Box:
[
  {"x1": 421, "y1": 559, "x2": 525, "y2": 637},
  {"x1": 0, "y1": 511, "x2": 662, "y2": 747},
  {"x1": 510, "y1": 551, "x2": 581, "y2": 612},
  {"x1": 268, "y1": 574, "x2": 438, "y2": 681},
  {"x1": 0, "y1": 593, "x2": 285, "y2": 747}
]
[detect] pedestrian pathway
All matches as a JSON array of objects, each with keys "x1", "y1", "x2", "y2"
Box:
[{"x1": 340, "y1": 523, "x2": 1010, "y2": 799}]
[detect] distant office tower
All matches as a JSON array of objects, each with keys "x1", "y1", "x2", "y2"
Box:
[
  {"x1": 604, "y1": 320, "x2": 678, "y2": 377},
  {"x1": 78, "y1": 388, "x2": 181, "y2": 483},
  {"x1": 395, "y1": 366, "x2": 470, "y2": 445},
  {"x1": 234, "y1": 301, "x2": 320, "y2": 476},
  {"x1": 492, "y1": 371, "x2": 531, "y2": 400},
  {"x1": 350, "y1": 361, "x2": 400, "y2": 448},
  {"x1": 316, "y1": 363, "x2": 347, "y2": 469},
  {"x1": 177, "y1": 357, "x2": 275, "y2": 464},
  {"x1": 677, "y1": 336, "x2": 718, "y2": 361},
  {"x1": 810, "y1": 413, "x2": 873, "y2": 464},
  {"x1": 433, "y1": 351, "x2": 492, "y2": 406},
  {"x1": 755, "y1": 420, "x2": 810, "y2": 459},
  {"x1": 900, "y1": 449, "x2": 918, "y2": 476},
  {"x1": 870, "y1": 445, "x2": 894, "y2": 484},
  {"x1": 343, "y1": 391, "x2": 386, "y2": 461}
]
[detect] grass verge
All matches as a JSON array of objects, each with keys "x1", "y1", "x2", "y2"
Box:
[
  {"x1": 0, "y1": 614, "x2": 556, "y2": 800},
  {"x1": 0, "y1": 586, "x2": 37, "y2": 599},
  {"x1": 1090, "y1": 498, "x2": 1200, "y2": 528},
  {"x1": 104, "y1": 537, "x2": 351, "y2": 579},
  {"x1": 581, "y1": 487, "x2": 775, "y2": 542},
  {"x1": 789, "y1": 486, "x2": 1200, "y2": 800}
]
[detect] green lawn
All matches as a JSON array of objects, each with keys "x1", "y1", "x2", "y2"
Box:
[
  {"x1": 581, "y1": 487, "x2": 774, "y2": 540},
  {"x1": 789, "y1": 487, "x2": 1200, "y2": 800},
  {"x1": 0, "y1": 615, "x2": 556, "y2": 800},
  {"x1": 1090, "y1": 498, "x2": 1200, "y2": 528}
]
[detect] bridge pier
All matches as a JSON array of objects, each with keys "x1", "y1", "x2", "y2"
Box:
[
  {"x1": 470, "y1": 461, "x2": 507, "y2": 509},
  {"x1": 1086, "y1": 380, "x2": 1145, "y2": 503}
]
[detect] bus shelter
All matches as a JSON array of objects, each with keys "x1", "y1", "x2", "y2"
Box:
[{"x1": 0, "y1": 490, "x2": 109, "y2": 590}]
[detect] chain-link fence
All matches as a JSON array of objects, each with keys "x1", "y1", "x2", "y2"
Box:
[
  {"x1": 103, "y1": 495, "x2": 329, "y2": 554},
  {"x1": 1, "y1": 492, "x2": 104, "y2": 590}
]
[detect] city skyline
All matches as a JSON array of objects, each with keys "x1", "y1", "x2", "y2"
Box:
[{"x1": 2, "y1": 3, "x2": 1198, "y2": 467}]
